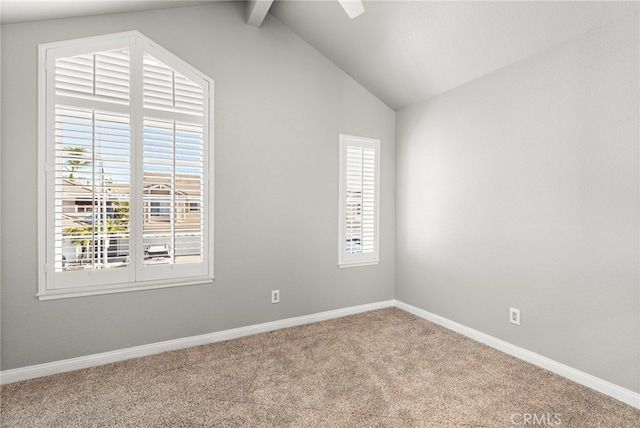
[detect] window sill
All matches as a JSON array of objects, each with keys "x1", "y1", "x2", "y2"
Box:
[
  {"x1": 338, "y1": 260, "x2": 380, "y2": 269},
  {"x1": 37, "y1": 276, "x2": 214, "y2": 301}
]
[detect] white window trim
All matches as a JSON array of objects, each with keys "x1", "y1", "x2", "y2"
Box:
[
  {"x1": 37, "y1": 31, "x2": 215, "y2": 300},
  {"x1": 338, "y1": 134, "x2": 380, "y2": 268}
]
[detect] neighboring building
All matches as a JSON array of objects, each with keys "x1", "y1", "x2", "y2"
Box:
[{"x1": 59, "y1": 172, "x2": 203, "y2": 268}]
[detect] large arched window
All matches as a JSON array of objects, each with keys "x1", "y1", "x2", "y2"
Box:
[{"x1": 38, "y1": 31, "x2": 214, "y2": 299}]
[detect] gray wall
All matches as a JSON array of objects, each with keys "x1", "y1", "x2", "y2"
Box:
[
  {"x1": 0, "y1": 2, "x2": 396, "y2": 370},
  {"x1": 396, "y1": 15, "x2": 639, "y2": 392}
]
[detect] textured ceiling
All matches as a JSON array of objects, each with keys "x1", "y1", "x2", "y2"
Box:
[
  {"x1": 0, "y1": 0, "x2": 220, "y2": 24},
  {"x1": 1, "y1": 1, "x2": 635, "y2": 111},
  {"x1": 270, "y1": 1, "x2": 635, "y2": 110}
]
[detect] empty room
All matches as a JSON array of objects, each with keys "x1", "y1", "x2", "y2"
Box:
[{"x1": 1, "y1": 0, "x2": 639, "y2": 426}]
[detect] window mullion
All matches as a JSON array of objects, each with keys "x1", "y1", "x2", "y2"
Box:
[{"x1": 130, "y1": 36, "x2": 144, "y2": 283}]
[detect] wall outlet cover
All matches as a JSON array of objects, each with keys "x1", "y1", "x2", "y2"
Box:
[{"x1": 509, "y1": 307, "x2": 520, "y2": 325}]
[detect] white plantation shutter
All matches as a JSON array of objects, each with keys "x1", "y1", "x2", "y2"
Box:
[
  {"x1": 54, "y1": 109, "x2": 131, "y2": 274},
  {"x1": 339, "y1": 135, "x2": 380, "y2": 267},
  {"x1": 55, "y1": 49, "x2": 130, "y2": 103},
  {"x1": 53, "y1": 47, "x2": 132, "y2": 282},
  {"x1": 39, "y1": 32, "x2": 213, "y2": 298},
  {"x1": 142, "y1": 53, "x2": 205, "y2": 270},
  {"x1": 142, "y1": 119, "x2": 204, "y2": 265},
  {"x1": 345, "y1": 145, "x2": 376, "y2": 254},
  {"x1": 143, "y1": 53, "x2": 204, "y2": 115}
]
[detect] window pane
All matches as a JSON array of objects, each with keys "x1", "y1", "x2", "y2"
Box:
[
  {"x1": 55, "y1": 107, "x2": 131, "y2": 271},
  {"x1": 143, "y1": 119, "x2": 204, "y2": 265},
  {"x1": 175, "y1": 122, "x2": 204, "y2": 264},
  {"x1": 344, "y1": 145, "x2": 376, "y2": 256}
]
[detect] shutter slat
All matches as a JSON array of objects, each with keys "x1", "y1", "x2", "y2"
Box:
[
  {"x1": 55, "y1": 48, "x2": 130, "y2": 104},
  {"x1": 143, "y1": 52, "x2": 204, "y2": 117}
]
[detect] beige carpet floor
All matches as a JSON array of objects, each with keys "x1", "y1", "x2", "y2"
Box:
[{"x1": 1, "y1": 308, "x2": 639, "y2": 427}]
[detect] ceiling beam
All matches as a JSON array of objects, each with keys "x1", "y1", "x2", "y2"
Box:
[{"x1": 246, "y1": 0, "x2": 274, "y2": 28}]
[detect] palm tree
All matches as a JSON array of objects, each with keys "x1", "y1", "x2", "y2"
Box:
[
  {"x1": 64, "y1": 146, "x2": 91, "y2": 179},
  {"x1": 63, "y1": 217, "x2": 129, "y2": 267}
]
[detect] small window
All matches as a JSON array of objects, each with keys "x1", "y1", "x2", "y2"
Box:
[
  {"x1": 149, "y1": 201, "x2": 171, "y2": 220},
  {"x1": 338, "y1": 134, "x2": 380, "y2": 268},
  {"x1": 38, "y1": 31, "x2": 214, "y2": 299}
]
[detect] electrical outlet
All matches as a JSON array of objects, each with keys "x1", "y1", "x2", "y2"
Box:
[
  {"x1": 509, "y1": 307, "x2": 520, "y2": 325},
  {"x1": 271, "y1": 290, "x2": 280, "y2": 304}
]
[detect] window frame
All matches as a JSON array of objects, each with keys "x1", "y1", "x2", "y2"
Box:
[
  {"x1": 338, "y1": 134, "x2": 380, "y2": 268},
  {"x1": 37, "y1": 31, "x2": 215, "y2": 300}
]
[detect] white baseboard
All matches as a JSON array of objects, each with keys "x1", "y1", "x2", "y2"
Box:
[
  {"x1": 2, "y1": 299, "x2": 638, "y2": 410},
  {"x1": 0, "y1": 300, "x2": 395, "y2": 385},
  {"x1": 395, "y1": 300, "x2": 640, "y2": 410}
]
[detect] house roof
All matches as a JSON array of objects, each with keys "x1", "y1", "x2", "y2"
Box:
[{"x1": 62, "y1": 173, "x2": 199, "y2": 196}]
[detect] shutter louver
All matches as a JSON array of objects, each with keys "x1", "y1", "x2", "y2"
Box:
[
  {"x1": 345, "y1": 145, "x2": 376, "y2": 255},
  {"x1": 143, "y1": 53, "x2": 203, "y2": 116},
  {"x1": 55, "y1": 48, "x2": 130, "y2": 104},
  {"x1": 361, "y1": 147, "x2": 376, "y2": 253}
]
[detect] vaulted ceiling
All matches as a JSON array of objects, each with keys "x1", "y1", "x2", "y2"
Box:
[
  {"x1": 270, "y1": 1, "x2": 633, "y2": 110},
  {"x1": 1, "y1": 0, "x2": 633, "y2": 110},
  {"x1": 0, "y1": 1, "x2": 219, "y2": 24}
]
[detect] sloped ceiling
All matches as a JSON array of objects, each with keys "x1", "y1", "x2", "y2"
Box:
[
  {"x1": 0, "y1": 0, "x2": 219, "y2": 24},
  {"x1": 1, "y1": 1, "x2": 634, "y2": 111},
  {"x1": 270, "y1": 1, "x2": 635, "y2": 110}
]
